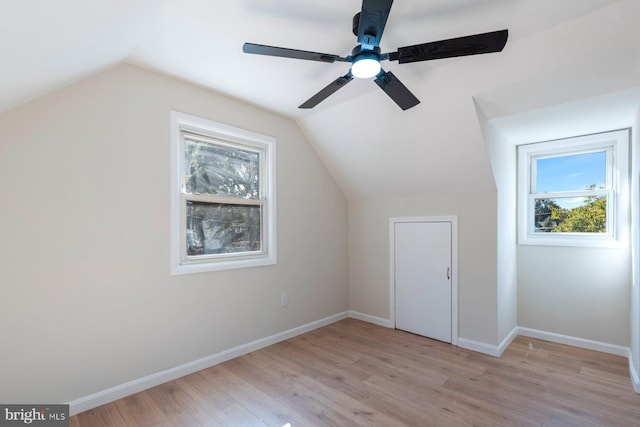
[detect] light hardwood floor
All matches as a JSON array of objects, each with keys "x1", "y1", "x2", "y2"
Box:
[{"x1": 70, "y1": 318, "x2": 640, "y2": 426}]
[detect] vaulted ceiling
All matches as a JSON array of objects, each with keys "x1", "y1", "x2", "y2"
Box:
[{"x1": 2, "y1": 0, "x2": 638, "y2": 200}]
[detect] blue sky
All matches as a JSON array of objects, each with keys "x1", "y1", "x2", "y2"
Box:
[
  {"x1": 535, "y1": 150, "x2": 606, "y2": 209},
  {"x1": 536, "y1": 151, "x2": 606, "y2": 192}
]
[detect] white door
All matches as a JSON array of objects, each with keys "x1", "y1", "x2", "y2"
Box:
[{"x1": 394, "y1": 221, "x2": 452, "y2": 343}]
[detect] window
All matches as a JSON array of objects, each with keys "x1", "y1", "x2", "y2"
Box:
[
  {"x1": 171, "y1": 112, "x2": 276, "y2": 274},
  {"x1": 517, "y1": 129, "x2": 629, "y2": 247}
]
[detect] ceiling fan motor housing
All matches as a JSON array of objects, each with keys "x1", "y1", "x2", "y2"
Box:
[
  {"x1": 351, "y1": 45, "x2": 381, "y2": 59},
  {"x1": 352, "y1": 12, "x2": 361, "y2": 37},
  {"x1": 353, "y1": 11, "x2": 378, "y2": 47}
]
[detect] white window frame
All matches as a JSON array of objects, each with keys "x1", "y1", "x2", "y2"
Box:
[
  {"x1": 517, "y1": 129, "x2": 629, "y2": 248},
  {"x1": 170, "y1": 111, "x2": 276, "y2": 274}
]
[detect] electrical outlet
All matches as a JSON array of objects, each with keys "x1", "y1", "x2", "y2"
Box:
[{"x1": 281, "y1": 292, "x2": 289, "y2": 307}]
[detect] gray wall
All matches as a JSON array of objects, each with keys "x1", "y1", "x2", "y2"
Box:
[
  {"x1": 518, "y1": 246, "x2": 630, "y2": 346},
  {"x1": 0, "y1": 64, "x2": 349, "y2": 404}
]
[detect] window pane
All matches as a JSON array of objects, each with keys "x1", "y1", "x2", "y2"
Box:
[
  {"x1": 186, "y1": 201, "x2": 261, "y2": 255},
  {"x1": 185, "y1": 138, "x2": 259, "y2": 199},
  {"x1": 535, "y1": 151, "x2": 606, "y2": 193},
  {"x1": 533, "y1": 196, "x2": 606, "y2": 233}
]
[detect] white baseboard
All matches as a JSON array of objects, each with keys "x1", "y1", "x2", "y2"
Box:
[
  {"x1": 497, "y1": 327, "x2": 520, "y2": 356},
  {"x1": 456, "y1": 327, "x2": 519, "y2": 358},
  {"x1": 437, "y1": 325, "x2": 628, "y2": 360},
  {"x1": 457, "y1": 338, "x2": 501, "y2": 357},
  {"x1": 68, "y1": 311, "x2": 349, "y2": 416},
  {"x1": 517, "y1": 327, "x2": 630, "y2": 357},
  {"x1": 348, "y1": 310, "x2": 393, "y2": 328}
]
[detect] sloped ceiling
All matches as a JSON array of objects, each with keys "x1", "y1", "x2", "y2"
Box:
[{"x1": 2, "y1": 0, "x2": 638, "y2": 200}]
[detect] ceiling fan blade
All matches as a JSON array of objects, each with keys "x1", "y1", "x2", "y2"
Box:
[
  {"x1": 356, "y1": 0, "x2": 394, "y2": 47},
  {"x1": 243, "y1": 43, "x2": 348, "y2": 63},
  {"x1": 391, "y1": 29, "x2": 508, "y2": 64},
  {"x1": 299, "y1": 73, "x2": 354, "y2": 109},
  {"x1": 374, "y1": 69, "x2": 420, "y2": 110}
]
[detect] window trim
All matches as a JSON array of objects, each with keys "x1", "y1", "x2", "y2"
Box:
[
  {"x1": 517, "y1": 129, "x2": 629, "y2": 248},
  {"x1": 170, "y1": 111, "x2": 276, "y2": 274}
]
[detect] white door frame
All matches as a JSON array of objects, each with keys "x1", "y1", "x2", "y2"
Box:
[{"x1": 389, "y1": 216, "x2": 459, "y2": 345}]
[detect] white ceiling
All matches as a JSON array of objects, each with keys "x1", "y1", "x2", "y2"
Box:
[{"x1": 2, "y1": 0, "x2": 638, "y2": 200}]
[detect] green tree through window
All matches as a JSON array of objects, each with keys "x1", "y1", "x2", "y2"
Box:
[{"x1": 550, "y1": 195, "x2": 606, "y2": 233}]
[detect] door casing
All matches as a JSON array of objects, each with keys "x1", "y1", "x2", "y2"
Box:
[{"x1": 389, "y1": 216, "x2": 459, "y2": 345}]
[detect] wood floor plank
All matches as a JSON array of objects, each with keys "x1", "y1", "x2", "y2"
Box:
[
  {"x1": 269, "y1": 334, "x2": 440, "y2": 426},
  {"x1": 69, "y1": 416, "x2": 82, "y2": 427},
  {"x1": 70, "y1": 319, "x2": 640, "y2": 426},
  {"x1": 441, "y1": 374, "x2": 592, "y2": 427},
  {"x1": 213, "y1": 402, "x2": 268, "y2": 427},
  {"x1": 201, "y1": 363, "x2": 307, "y2": 427},
  {"x1": 235, "y1": 347, "x2": 399, "y2": 426},
  {"x1": 171, "y1": 370, "x2": 235, "y2": 425},
  {"x1": 146, "y1": 380, "x2": 220, "y2": 426},
  {"x1": 114, "y1": 392, "x2": 173, "y2": 427},
  {"x1": 74, "y1": 403, "x2": 129, "y2": 427}
]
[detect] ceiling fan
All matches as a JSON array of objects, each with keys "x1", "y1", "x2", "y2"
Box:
[{"x1": 243, "y1": 0, "x2": 508, "y2": 110}]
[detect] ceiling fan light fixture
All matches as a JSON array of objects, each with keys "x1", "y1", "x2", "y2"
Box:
[{"x1": 351, "y1": 54, "x2": 381, "y2": 78}]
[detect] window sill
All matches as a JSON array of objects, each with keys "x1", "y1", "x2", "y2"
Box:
[
  {"x1": 171, "y1": 254, "x2": 277, "y2": 275},
  {"x1": 519, "y1": 234, "x2": 627, "y2": 249}
]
